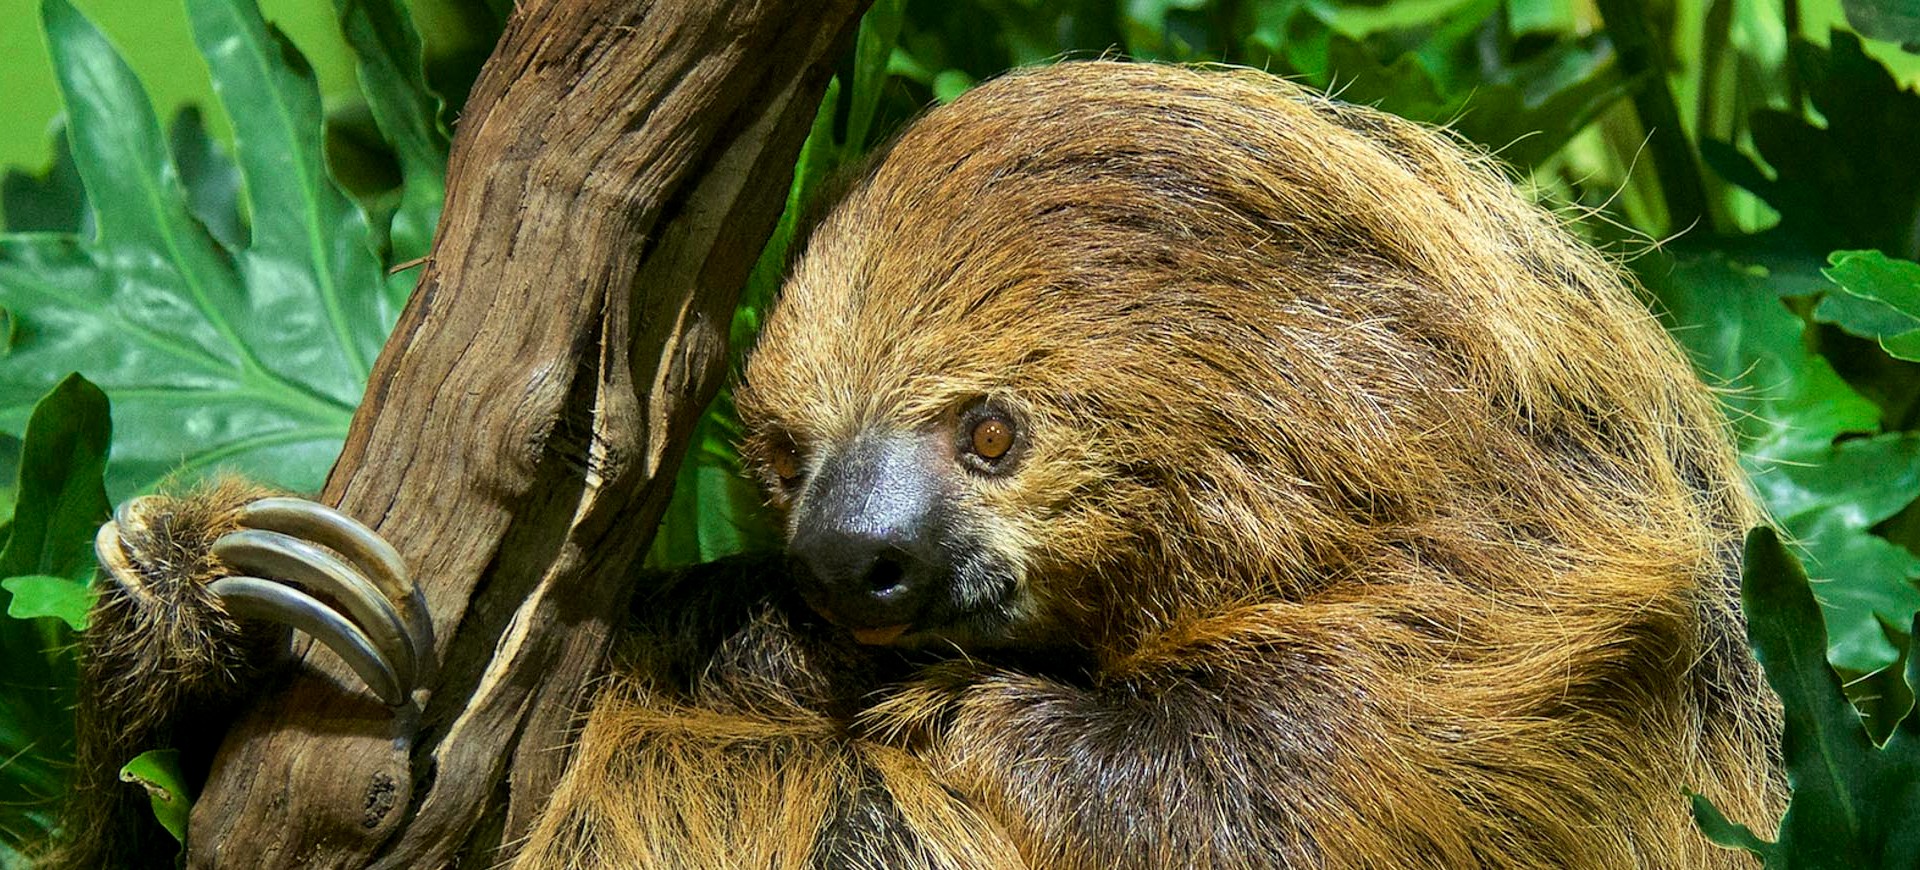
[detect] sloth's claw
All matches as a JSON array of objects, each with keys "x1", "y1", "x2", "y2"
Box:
[
  {"x1": 95, "y1": 492, "x2": 432, "y2": 706},
  {"x1": 236, "y1": 495, "x2": 435, "y2": 679},
  {"x1": 235, "y1": 499, "x2": 413, "y2": 608},
  {"x1": 206, "y1": 576, "x2": 407, "y2": 705},
  {"x1": 233, "y1": 497, "x2": 436, "y2": 684},
  {"x1": 200, "y1": 497, "x2": 435, "y2": 706},
  {"x1": 93, "y1": 519, "x2": 141, "y2": 597},
  {"x1": 212, "y1": 529, "x2": 420, "y2": 693}
]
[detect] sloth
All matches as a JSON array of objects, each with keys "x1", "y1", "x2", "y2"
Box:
[{"x1": 60, "y1": 61, "x2": 1781, "y2": 868}]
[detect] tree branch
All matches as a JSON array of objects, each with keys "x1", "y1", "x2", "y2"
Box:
[{"x1": 186, "y1": 1, "x2": 870, "y2": 865}]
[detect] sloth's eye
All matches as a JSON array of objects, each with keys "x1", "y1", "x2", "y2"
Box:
[
  {"x1": 769, "y1": 438, "x2": 802, "y2": 487},
  {"x1": 969, "y1": 415, "x2": 1015, "y2": 462}
]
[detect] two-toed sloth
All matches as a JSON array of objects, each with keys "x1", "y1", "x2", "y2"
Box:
[{"x1": 59, "y1": 61, "x2": 1782, "y2": 869}]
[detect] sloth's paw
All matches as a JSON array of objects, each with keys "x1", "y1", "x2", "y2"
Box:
[{"x1": 95, "y1": 493, "x2": 435, "y2": 706}]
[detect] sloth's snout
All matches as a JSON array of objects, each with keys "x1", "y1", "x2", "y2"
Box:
[
  {"x1": 789, "y1": 525, "x2": 941, "y2": 640},
  {"x1": 789, "y1": 432, "x2": 949, "y2": 642}
]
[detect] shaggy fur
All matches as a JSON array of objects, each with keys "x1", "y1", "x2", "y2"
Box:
[
  {"x1": 532, "y1": 61, "x2": 1782, "y2": 867},
  {"x1": 64, "y1": 61, "x2": 1781, "y2": 869},
  {"x1": 49, "y1": 477, "x2": 282, "y2": 869}
]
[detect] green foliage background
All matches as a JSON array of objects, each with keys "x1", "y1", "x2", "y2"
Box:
[{"x1": 1, "y1": 0, "x2": 1918, "y2": 864}]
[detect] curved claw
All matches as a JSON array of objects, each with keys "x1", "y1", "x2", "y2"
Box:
[
  {"x1": 93, "y1": 520, "x2": 135, "y2": 584},
  {"x1": 236, "y1": 498, "x2": 437, "y2": 683},
  {"x1": 208, "y1": 576, "x2": 406, "y2": 705},
  {"x1": 112, "y1": 495, "x2": 162, "y2": 537},
  {"x1": 95, "y1": 508, "x2": 160, "y2": 605},
  {"x1": 212, "y1": 529, "x2": 419, "y2": 693}
]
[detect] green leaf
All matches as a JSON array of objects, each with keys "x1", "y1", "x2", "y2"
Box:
[
  {"x1": 1732, "y1": 528, "x2": 1920, "y2": 867},
  {"x1": 1274, "y1": 9, "x2": 1635, "y2": 170},
  {"x1": 1755, "y1": 433, "x2": 1920, "y2": 671},
  {"x1": 931, "y1": 69, "x2": 975, "y2": 104},
  {"x1": 1812, "y1": 290, "x2": 1920, "y2": 341},
  {"x1": 1884, "y1": 330, "x2": 1920, "y2": 361},
  {"x1": 1689, "y1": 791, "x2": 1775, "y2": 857},
  {"x1": 1825, "y1": 251, "x2": 1920, "y2": 319},
  {"x1": 1507, "y1": 0, "x2": 1578, "y2": 35},
  {"x1": 0, "y1": 374, "x2": 106, "y2": 855},
  {"x1": 1121, "y1": 0, "x2": 1211, "y2": 60},
  {"x1": 332, "y1": 0, "x2": 448, "y2": 304},
  {"x1": 1741, "y1": 527, "x2": 1878, "y2": 866},
  {"x1": 1646, "y1": 249, "x2": 1920, "y2": 672},
  {"x1": 645, "y1": 393, "x2": 779, "y2": 569},
  {"x1": 1847, "y1": 617, "x2": 1916, "y2": 745},
  {"x1": 1, "y1": 125, "x2": 88, "y2": 235},
  {"x1": 1645, "y1": 250, "x2": 1879, "y2": 459},
  {"x1": 0, "y1": 373, "x2": 111, "y2": 583},
  {"x1": 119, "y1": 748, "x2": 191, "y2": 845},
  {"x1": 0, "y1": 432, "x2": 20, "y2": 532},
  {"x1": 0, "y1": 0, "x2": 437, "y2": 496},
  {"x1": 187, "y1": 0, "x2": 390, "y2": 382},
  {"x1": 2, "y1": 575, "x2": 93, "y2": 631},
  {"x1": 1904, "y1": 615, "x2": 1920, "y2": 737},
  {"x1": 846, "y1": 0, "x2": 906, "y2": 155},
  {"x1": 1825, "y1": 250, "x2": 1920, "y2": 361},
  {"x1": 1702, "y1": 34, "x2": 1920, "y2": 259},
  {"x1": 169, "y1": 107, "x2": 245, "y2": 253},
  {"x1": 1842, "y1": 0, "x2": 1920, "y2": 52}
]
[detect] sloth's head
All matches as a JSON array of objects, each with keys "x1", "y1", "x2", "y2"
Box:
[{"x1": 736, "y1": 62, "x2": 1743, "y2": 652}]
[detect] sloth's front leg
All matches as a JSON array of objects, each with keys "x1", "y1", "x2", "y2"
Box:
[{"x1": 46, "y1": 479, "x2": 434, "y2": 870}]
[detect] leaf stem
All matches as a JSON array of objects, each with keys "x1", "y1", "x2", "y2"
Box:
[{"x1": 1593, "y1": 0, "x2": 1715, "y2": 236}]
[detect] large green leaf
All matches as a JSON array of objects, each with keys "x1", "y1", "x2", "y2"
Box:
[
  {"x1": 1694, "y1": 529, "x2": 1920, "y2": 866},
  {"x1": 0, "y1": 0, "x2": 351, "y2": 496},
  {"x1": 0, "y1": 374, "x2": 109, "y2": 857},
  {"x1": 0, "y1": 0, "x2": 442, "y2": 499},
  {"x1": 1646, "y1": 249, "x2": 1920, "y2": 672}
]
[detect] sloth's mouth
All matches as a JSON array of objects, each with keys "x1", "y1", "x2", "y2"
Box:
[
  {"x1": 847, "y1": 623, "x2": 912, "y2": 646},
  {"x1": 793, "y1": 546, "x2": 1023, "y2": 648},
  {"x1": 806, "y1": 580, "x2": 1022, "y2": 650}
]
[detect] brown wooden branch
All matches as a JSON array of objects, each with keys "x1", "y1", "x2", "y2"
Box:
[{"x1": 186, "y1": 0, "x2": 869, "y2": 865}]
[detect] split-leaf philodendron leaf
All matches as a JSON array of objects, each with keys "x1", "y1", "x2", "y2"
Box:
[{"x1": 0, "y1": 0, "x2": 445, "y2": 500}]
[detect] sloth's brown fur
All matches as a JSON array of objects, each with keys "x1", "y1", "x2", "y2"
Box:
[
  {"x1": 61, "y1": 61, "x2": 1781, "y2": 869},
  {"x1": 518, "y1": 62, "x2": 1783, "y2": 867}
]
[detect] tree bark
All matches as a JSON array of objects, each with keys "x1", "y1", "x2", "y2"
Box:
[{"x1": 187, "y1": 0, "x2": 868, "y2": 865}]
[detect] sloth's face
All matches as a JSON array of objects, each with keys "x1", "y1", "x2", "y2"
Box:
[
  {"x1": 734, "y1": 64, "x2": 1358, "y2": 651},
  {"x1": 735, "y1": 385, "x2": 1096, "y2": 651}
]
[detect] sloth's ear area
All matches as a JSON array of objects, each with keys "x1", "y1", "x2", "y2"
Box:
[{"x1": 782, "y1": 129, "x2": 908, "y2": 268}]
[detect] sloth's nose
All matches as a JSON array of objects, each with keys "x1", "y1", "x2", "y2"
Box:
[
  {"x1": 789, "y1": 527, "x2": 940, "y2": 635},
  {"x1": 788, "y1": 433, "x2": 946, "y2": 640}
]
